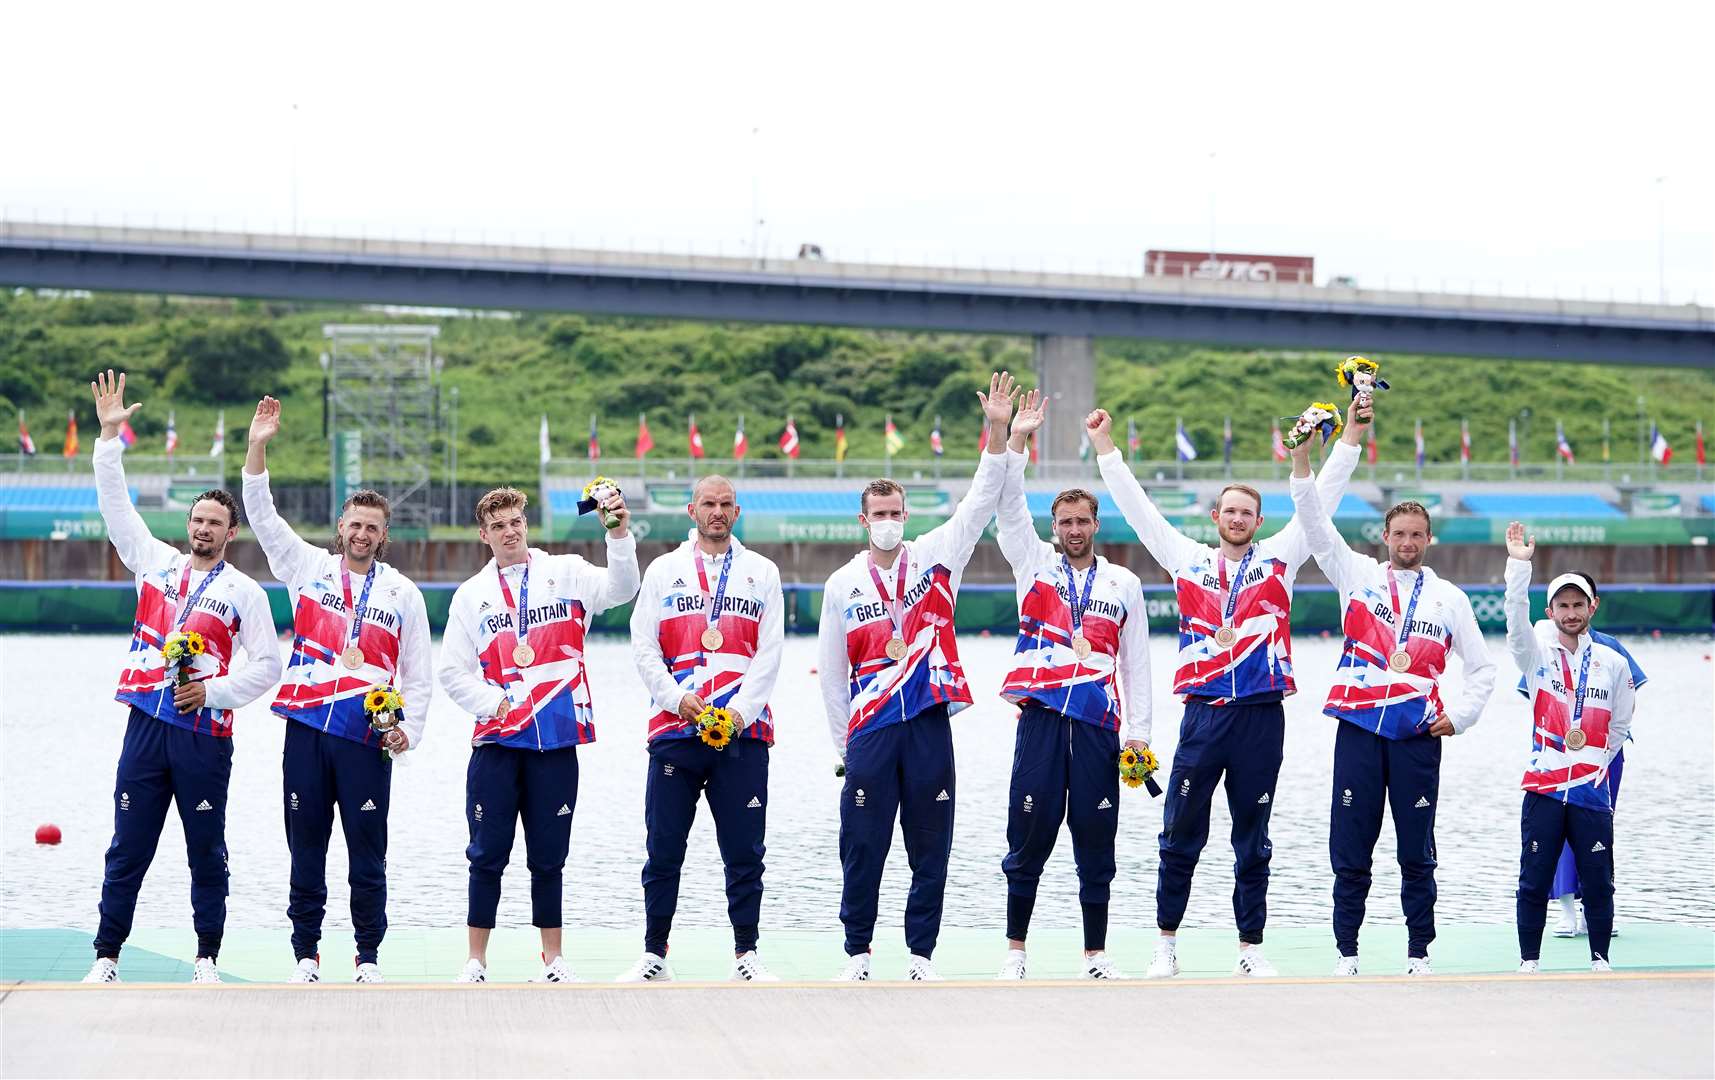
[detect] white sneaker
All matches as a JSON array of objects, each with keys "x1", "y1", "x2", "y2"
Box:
[
  {"x1": 833, "y1": 952, "x2": 871, "y2": 982},
  {"x1": 82, "y1": 957, "x2": 120, "y2": 984},
  {"x1": 1234, "y1": 945, "x2": 1278, "y2": 977},
  {"x1": 730, "y1": 950, "x2": 780, "y2": 982},
  {"x1": 1405, "y1": 956, "x2": 1434, "y2": 977},
  {"x1": 354, "y1": 962, "x2": 385, "y2": 984},
  {"x1": 533, "y1": 955, "x2": 579, "y2": 983},
  {"x1": 1517, "y1": 959, "x2": 1541, "y2": 975},
  {"x1": 1332, "y1": 955, "x2": 1360, "y2": 976},
  {"x1": 905, "y1": 954, "x2": 943, "y2": 981},
  {"x1": 615, "y1": 952, "x2": 674, "y2": 983},
  {"x1": 1145, "y1": 938, "x2": 1179, "y2": 979},
  {"x1": 287, "y1": 956, "x2": 320, "y2": 983},
  {"x1": 996, "y1": 949, "x2": 1027, "y2": 980},
  {"x1": 454, "y1": 958, "x2": 487, "y2": 983},
  {"x1": 191, "y1": 957, "x2": 221, "y2": 984},
  {"x1": 1553, "y1": 895, "x2": 1580, "y2": 937},
  {"x1": 1591, "y1": 957, "x2": 1613, "y2": 973},
  {"x1": 1082, "y1": 952, "x2": 1128, "y2": 980}
]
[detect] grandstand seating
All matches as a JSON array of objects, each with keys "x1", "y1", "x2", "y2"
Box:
[
  {"x1": 0, "y1": 484, "x2": 132, "y2": 510},
  {"x1": 1461, "y1": 493, "x2": 1623, "y2": 518}
]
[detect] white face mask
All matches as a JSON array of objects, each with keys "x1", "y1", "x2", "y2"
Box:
[{"x1": 867, "y1": 519, "x2": 905, "y2": 551}]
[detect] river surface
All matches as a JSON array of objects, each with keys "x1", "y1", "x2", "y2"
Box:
[{"x1": 3, "y1": 634, "x2": 1711, "y2": 937}]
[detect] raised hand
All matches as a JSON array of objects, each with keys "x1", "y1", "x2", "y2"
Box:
[
  {"x1": 1086, "y1": 409, "x2": 1116, "y2": 455},
  {"x1": 248, "y1": 396, "x2": 282, "y2": 446},
  {"x1": 1011, "y1": 388, "x2": 1046, "y2": 437},
  {"x1": 90, "y1": 369, "x2": 142, "y2": 439},
  {"x1": 977, "y1": 370, "x2": 1020, "y2": 428},
  {"x1": 1505, "y1": 520, "x2": 1536, "y2": 560}
]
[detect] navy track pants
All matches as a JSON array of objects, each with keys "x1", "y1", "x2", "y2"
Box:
[
  {"x1": 839, "y1": 705, "x2": 955, "y2": 959},
  {"x1": 1519, "y1": 792, "x2": 1615, "y2": 962},
  {"x1": 1329, "y1": 719, "x2": 1442, "y2": 958},
  {"x1": 1553, "y1": 750, "x2": 1624, "y2": 898},
  {"x1": 1156, "y1": 698, "x2": 1284, "y2": 943},
  {"x1": 283, "y1": 719, "x2": 392, "y2": 965},
  {"x1": 1001, "y1": 702, "x2": 1120, "y2": 951},
  {"x1": 466, "y1": 743, "x2": 579, "y2": 929},
  {"x1": 641, "y1": 736, "x2": 769, "y2": 955},
  {"x1": 94, "y1": 707, "x2": 232, "y2": 960}
]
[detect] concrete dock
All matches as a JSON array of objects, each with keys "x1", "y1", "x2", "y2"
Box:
[{"x1": 3, "y1": 972, "x2": 1711, "y2": 1077}]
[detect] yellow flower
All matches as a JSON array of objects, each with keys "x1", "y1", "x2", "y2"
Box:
[
  {"x1": 1140, "y1": 747, "x2": 1160, "y2": 773},
  {"x1": 696, "y1": 705, "x2": 736, "y2": 749},
  {"x1": 1119, "y1": 748, "x2": 1140, "y2": 770},
  {"x1": 1336, "y1": 355, "x2": 1380, "y2": 389},
  {"x1": 583, "y1": 476, "x2": 615, "y2": 498},
  {"x1": 385, "y1": 691, "x2": 405, "y2": 712},
  {"x1": 364, "y1": 688, "x2": 391, "y2": 713},
  {"x1": 1121, "y1": 773, "x2": 1144, "y2": 789},
  {"x1": 185, "y1": 632, "x2": 206, "y2": 656}
]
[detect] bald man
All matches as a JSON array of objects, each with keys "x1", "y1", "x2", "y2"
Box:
[{"x1": 622, "y1": 475, "x2": 786, "y2": 981}]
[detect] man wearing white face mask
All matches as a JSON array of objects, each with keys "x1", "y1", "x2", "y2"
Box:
[{"x1": 818, "y1": 372, "x2": 1017, "y2": 982}]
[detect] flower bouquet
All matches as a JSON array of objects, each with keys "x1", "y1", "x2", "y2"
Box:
[
  {"x1": 161, "y1": 630, "x2": 206, "y2": 686},
  {"x1": 578, "y1": 477, "x2": 624, "y2": 530},
  {"x1": 696, "y1": 704, "x2": 737, "y2": 750},
  {"x1": 1280, "y1": 402, "x2": 1343, "y2": 449},
  {"x1": 364, "y1": 685, "x2": 407, "y2": 759},
  {"x1": 1119, "y1": 745, "x2": 1162, "y2": 797}
]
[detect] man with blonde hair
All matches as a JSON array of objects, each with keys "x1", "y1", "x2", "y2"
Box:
[
  {"x1": 440, "y1": 484, "x2": 638, "y2": 983},
  {"x1": 1088, "y1": 399, "x2": 1365, "y2": 978}
]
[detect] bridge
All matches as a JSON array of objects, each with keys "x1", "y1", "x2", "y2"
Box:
[{"x1": 1, "y1": 222, "x2": 1709, "y2": 460}]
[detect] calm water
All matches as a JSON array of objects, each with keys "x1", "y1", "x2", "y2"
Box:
[{"x1": 3, "y1": 634, "x2": 1712, "y2": 937}]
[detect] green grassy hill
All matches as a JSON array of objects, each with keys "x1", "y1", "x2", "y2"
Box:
[{"x1": 1, "y1": 290, "x2": 1709, "y2": 485}]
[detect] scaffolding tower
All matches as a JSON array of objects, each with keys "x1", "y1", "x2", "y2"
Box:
[{"x1": 323, "y1": 324, "x2": 440, "y2": 532}]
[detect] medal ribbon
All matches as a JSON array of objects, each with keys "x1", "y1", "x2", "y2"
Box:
[
  {"x1": 495, "y1": 557, "x2": 531, "y2": 653},
  {"x1": 1217, "y1": 547, "x2": 1256, "y2": 633},
  {"x1": 1557, "y1": 646, "x2": 1593, "y2": 746},
  {"x1": 1060, "y1": 555, "x2": 1097, "y2": 644},
  {"x1": 867, "y1": 546, "x2": 910, "y2": 644},
  {"x1": 695, "y1": 547, "x2": 735, "y2": 637},
  {"x1": 173, "y1": 558, "x2": 226, "y2": 629},
  {"x1": 1385, "y1": 567, "x2": 1426, "y2": 660},
  {"x1": 340, "y1": 562, "x2": 378, "y2": 661}
]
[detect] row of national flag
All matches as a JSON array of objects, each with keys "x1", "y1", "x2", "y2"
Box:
[
  {"x1": 542, "y1": 413, "x2": 1008, "y2": 463},
  {"x1": 540, "y1": 412, "x2": 1710, "y2": 467},
  {"x1": 15, "y1": 410, "x2": 224, "y2": 458}
]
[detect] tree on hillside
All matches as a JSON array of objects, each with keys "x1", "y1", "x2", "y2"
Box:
[{"x1": 164, "y1": 322, "x2": 292, "y2": 403}]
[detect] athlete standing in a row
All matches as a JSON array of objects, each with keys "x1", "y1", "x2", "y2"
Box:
[
  {"x1": 819, "y1": 371, "x2": 1016, "y2": 981},
  {"x1": 1088, "y1": 402, "x2": 1361, "y2": 978},
  {"x1": 245, "y1": 396, "x2": 432, "y2": 984},
  {"x1": 624, "y1": 475, "x2": 785, "y2": 982},
  {"x1": 440, "y1": 485, "x2": 637, "y2": 984},
  {"x1": 1294, "y1": 426, "x2": 1495, "y2": 976},
  {"x1": 992, "y1": 390, "x2": 1151, "y2": 980},
  {"x1": 1503, "y1": 523, "x2": 1634, "y2": 973},
  {"x1": 83, "y1": 371, "x2": 282, "y2": 985}
]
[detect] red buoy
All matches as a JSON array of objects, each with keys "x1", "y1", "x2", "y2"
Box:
[{"x1": 35, "y1": 824, "x2": 62, "y2": 845}]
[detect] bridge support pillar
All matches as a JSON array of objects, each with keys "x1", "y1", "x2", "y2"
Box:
[{"x1": 1034, "y1": 334, "x2": 1095, "y2": 464}]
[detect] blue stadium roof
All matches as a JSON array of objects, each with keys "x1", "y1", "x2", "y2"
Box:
[{"x1": 1461, "y1": 493, "x2": 1623, "y2": 519}]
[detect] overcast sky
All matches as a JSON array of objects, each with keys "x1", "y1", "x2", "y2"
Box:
[{"x1": 5, "y1": 1, "x2": 1711, "y2": 305}]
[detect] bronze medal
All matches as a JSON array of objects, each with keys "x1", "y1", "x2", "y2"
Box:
[
  {"x1": 513, "y1": 643, "x2": 535, "y2": 667},
  {"x1": 341, "y1": 646, "x2": 365, "y2": 670},
  {"x1": 1072, "y1": 635, "x2": 1093, "y2": 660},
  {"x1": 701, "y1": 626, "x2": 725, "y2": 651},
  {"x1": 1388, "y1": 650, "x2": 1412, "y2": 673},
  {"x1": 1213, "y1": 626, "x2": 1237, "y2": 648},
  {"x1": 885, "y1": 637, "x2": 908, "y2": 662},
  {"x1": 1565, "y1": 728, "x2": 1587, "y2": 751}
]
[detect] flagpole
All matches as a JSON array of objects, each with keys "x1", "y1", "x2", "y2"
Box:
[
  {"x1": 1602, "y1": 416, "x2": 1612, "y2": 482},
  {"x1": 884, "y1": 413, "x2": 893, "y2": 479},
  {"x1": 737, "y1": 414, "x2": 746, "y2": 481},
  {"x1": 933, "y1": 414, "x2": 942, "y2": 482}
]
